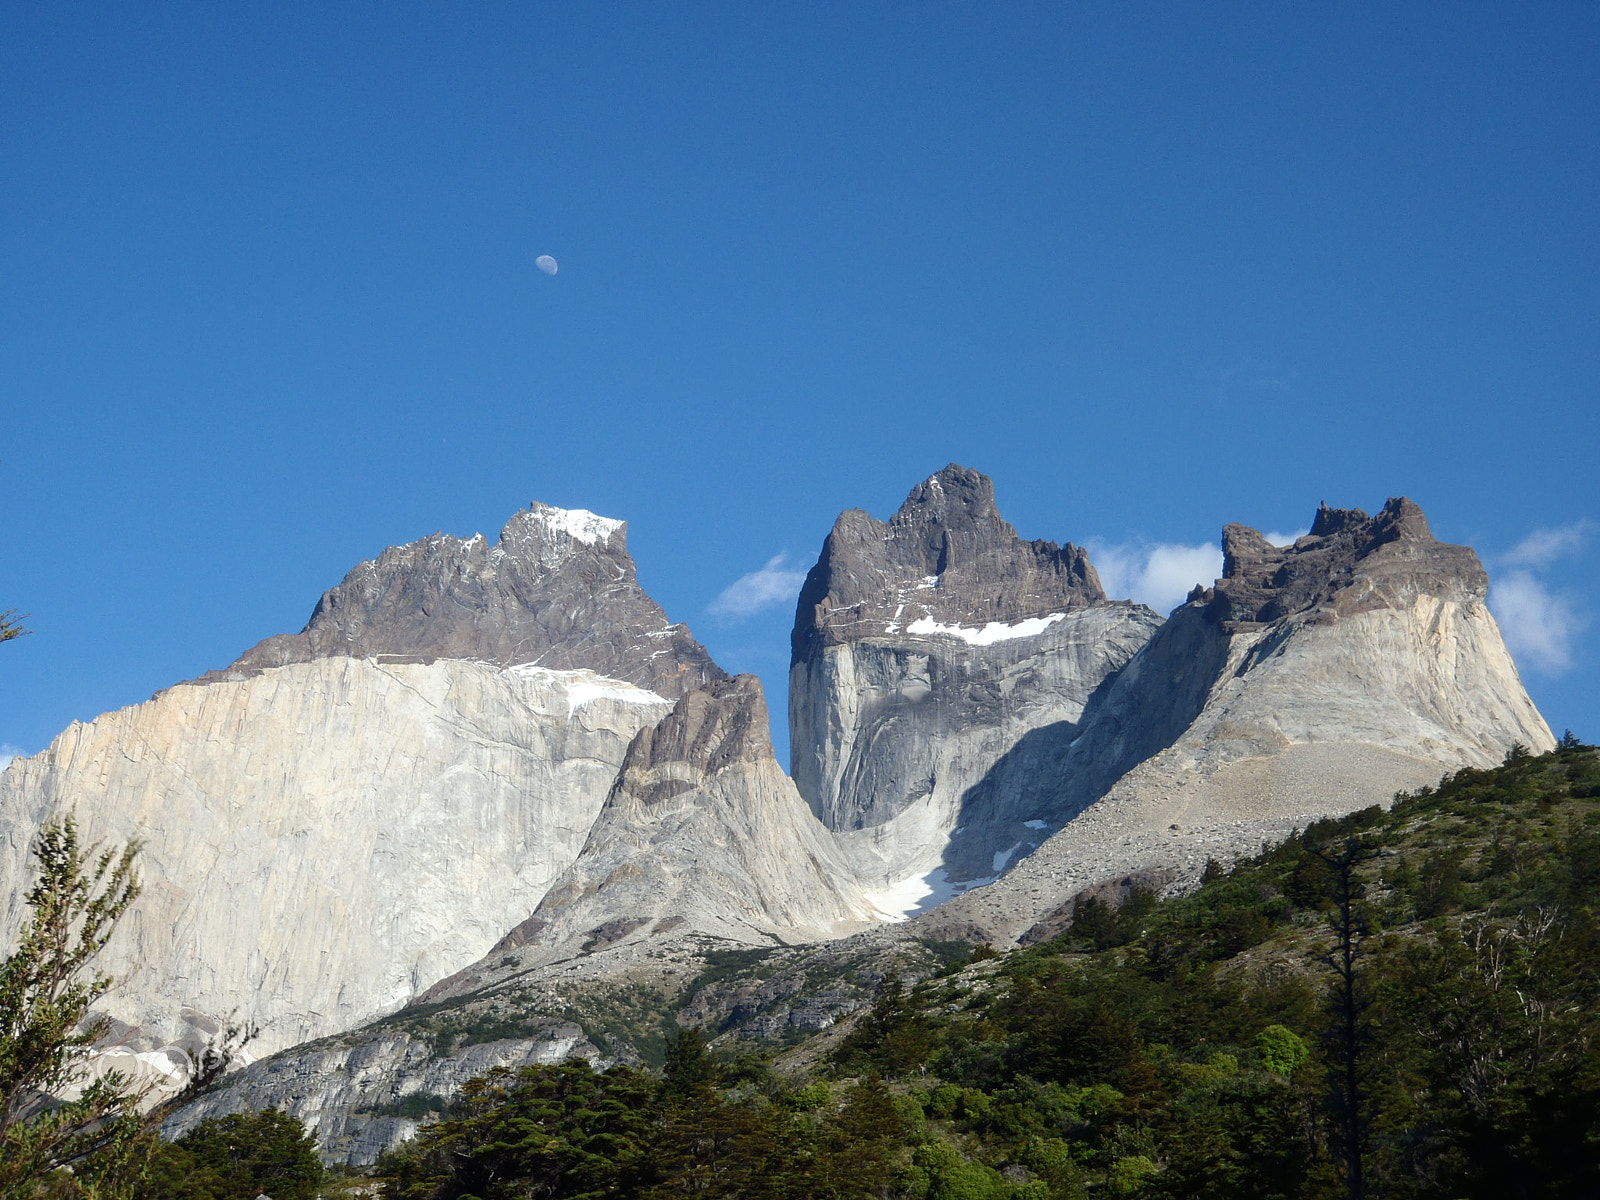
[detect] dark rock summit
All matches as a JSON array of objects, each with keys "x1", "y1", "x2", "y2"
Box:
[
  {"x1": 608, "y1": 675, "x2": 776, "y2": 807},
  {"x1": 208, "y1": 502, "x2": 724, "y2": 698},
  {"x1": 791, "y1": 464, "x2": 1105, "y2": 666},
  {"x1": 1204, "y1": 497, "x2": 1486, "y2": 626}
]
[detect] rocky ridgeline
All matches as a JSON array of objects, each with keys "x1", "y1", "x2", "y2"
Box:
[{"x1": 0, "y1": 471, "x2": 1558, "y2": 1165}]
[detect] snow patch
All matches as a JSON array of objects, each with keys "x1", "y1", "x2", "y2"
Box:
[
  {"x1": 905, "y1": 612, "x2": 1068, "y2": 646},
  {"x1": 562, "y1": 679, "x2": 668, "y2": 713},
  {"x1": 503, "y1": 665, "x2": 668, "y2": 714},
  {"x1": 531, "y1": 505, "x2": 624, "y2": 545},
  {"x1": 865, "y1": 866, "x2": 998, "y2": 920},
  {"x1": 1022, "y1": 819, "x2": 1049, "y2": 830},
  {"x1": 993, "y1": 842, "x2": 1025, "y2": 872}
]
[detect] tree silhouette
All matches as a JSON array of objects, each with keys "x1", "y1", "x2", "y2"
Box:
[{"x1": 1310, "y1": 836, "x2": 1380, "y2": 1200}]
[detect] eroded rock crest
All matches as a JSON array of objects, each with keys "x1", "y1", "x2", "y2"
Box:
[{"x1": 211, "y1": 503, "x2": 723, "y2": 699}]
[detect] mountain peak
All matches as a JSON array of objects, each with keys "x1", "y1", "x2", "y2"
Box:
[
  {"x1": 791, "y1": 465, "x2": 1106, "y2": 664},
  {"x1": 1213, "y1": 496, "x2": 1481, "y2": 626},
  {"x1": 891, "y1": 464, "x2": 1005, "y2": 533},
  {"x1": 209, "y1": 501, "x2": 724, "y2": 697},
  {"x1": 504, "y1": 503, "x2": 626, "y2": 550}
]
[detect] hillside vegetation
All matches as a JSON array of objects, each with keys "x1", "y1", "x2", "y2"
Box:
[{"x1": 366, "y1": 740, "x2": 1600, "y2": 1200}]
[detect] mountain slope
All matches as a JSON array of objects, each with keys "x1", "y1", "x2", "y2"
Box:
[
  {"x1": 419, "y1": 674, "x2": 889, "y2": 1003},
  {"x1": 916, "y1": 497, "x2": 1554, "y2": 944}
]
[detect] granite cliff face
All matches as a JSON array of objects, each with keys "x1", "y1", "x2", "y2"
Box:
[
  {"x1": 212, "y1": 503, "x2": 723, "y2": 699},
  {"x1": 789, "y1": 465, "x2": 1163, "y2": 903},
  {"x1": 167, "y1": 676, "x2": 898, "y2": 1164},
  {"x1": 912, "y1": 497, "x2": 1555, "y2": 945},
  {"x1": 0, "y1": 505, "x2": 720, "y2": 1068},
  {"x1": 125, "y1": 478, "x2": 1556, "y2": 1164}
]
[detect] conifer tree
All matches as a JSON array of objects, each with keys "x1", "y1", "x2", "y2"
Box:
[{"x1": 0, "y1": 817, "x2": 149, "y2": 1198}]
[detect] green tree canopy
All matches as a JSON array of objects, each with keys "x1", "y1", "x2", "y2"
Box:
[
  {"x1": 146, "y1": 1109, "x2": 325, "y2": 1200},
  {"x1": 0, "y1": 817, "x2": 148, "y2": 1199}
]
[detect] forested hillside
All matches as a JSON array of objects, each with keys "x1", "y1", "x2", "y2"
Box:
[{"x1": 367, "y1": 739, "x2": 1600, "y2": 1200}]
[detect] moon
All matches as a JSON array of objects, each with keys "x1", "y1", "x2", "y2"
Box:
[{"x1": 535, "y1": 255, "x2": 558, "y2": 276}]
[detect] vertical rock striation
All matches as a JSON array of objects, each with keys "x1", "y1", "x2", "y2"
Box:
[{"x1": 418, "y1": 675, "x2": 887, "y2": 1004}]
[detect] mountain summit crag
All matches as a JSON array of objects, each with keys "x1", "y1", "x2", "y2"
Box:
[
  {"x1": 916, "y1": 494, "x2": 1553, "y2": 945},
  {"x1": 215, "y1": 503, "x2": 723, "y2": 699},
  {"x1": 1206, "y1": 497, "x2": 1484, "y2": 625},
  {"x1": 791, "y1": 464, "x2": 1105, "y2": 665}
]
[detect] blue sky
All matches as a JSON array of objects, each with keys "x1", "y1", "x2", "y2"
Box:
[{"x1": 3, "y1": 4, "x2": 1596, "y2": 768}]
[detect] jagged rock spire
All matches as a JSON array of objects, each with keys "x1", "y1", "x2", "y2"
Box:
[{"x1": 791, "y1": 464, "x2": 1105, "y2": 665}]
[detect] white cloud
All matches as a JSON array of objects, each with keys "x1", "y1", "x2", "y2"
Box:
[
  {"x1": 0, "y1": 744, "x2": 25, "y2": 771},
  {"x1": 1490, "y1": 570, "x2": 1585, "y2": 674},
  {"x1": 1090, "y1": 539, "x2": 1223, "y2": 615},
  {"x1": 708, "y1": 553, "x2": 809, "y2": 620},
  {"x1": 1263, "y1": 528, "x2": 1308, "y2": 548},
  {"x1": 1500, "y1": 520, "x2": 1596, "y2": 569}
]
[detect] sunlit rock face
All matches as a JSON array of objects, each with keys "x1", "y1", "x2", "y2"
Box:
[
  {"x1": 0, "y1": 504, "x2": 718, "y2": 1059},
  {"x1": 159, "y1": 674, "x2": 899, "y2": 1167},
  {"x1": 788, "y1": 465, "x2": 1164, "y2": 898}
]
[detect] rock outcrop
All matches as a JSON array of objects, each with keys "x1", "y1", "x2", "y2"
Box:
[
  {"x1": 789, "y1": 465, "x2": 1163, "y2": 903},
  {"x1": 164, "y1": 1023, "x2": 604, "y2": 1166},
  {"x1": 418, "y1": 675, "x2": 887, "y2": 1004},
  {"x1": 209, "y1": 503, "x2": 724, "y2": 700},
  {"x1": 0, "y1": 505, "x2": 719, "y2": 1063},
  {"x1": 911, "y1": 497, "x2": 1555, "y2": 945}
]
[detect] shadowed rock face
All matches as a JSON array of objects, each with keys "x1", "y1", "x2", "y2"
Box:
[{"x1": 209, "y1": 503, "x2": 724, "y2": 699}]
